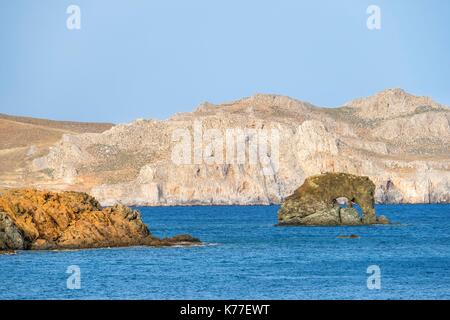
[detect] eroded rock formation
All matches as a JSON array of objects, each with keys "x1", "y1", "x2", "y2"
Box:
[
  {"x1": 0, "y1": 189, "x2": 200, "y2": 251},
  {"x1": 278, "y1": 173, "x2": 389, "y2": 226}
]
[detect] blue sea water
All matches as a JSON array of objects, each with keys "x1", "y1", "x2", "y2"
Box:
[{"x1": 1, "y1": 204, "x2": 450, "y2": 300}]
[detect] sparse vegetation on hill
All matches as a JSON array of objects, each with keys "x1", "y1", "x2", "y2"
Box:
[{"x1": 0, "y1": 89, "x2": 449, "y2": 205}]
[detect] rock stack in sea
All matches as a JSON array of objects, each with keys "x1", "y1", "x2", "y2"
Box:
[{"x1": 278, "y1": 172, "x2": 390, "y2": 226}]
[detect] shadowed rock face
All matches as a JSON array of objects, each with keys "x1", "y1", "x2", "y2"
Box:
[
  {"x1": 278, "y1": 173, "x2": 389, "y2": 226},
  {"x1": 0, "y1": 189, "x2": 200, "y2": 251}
]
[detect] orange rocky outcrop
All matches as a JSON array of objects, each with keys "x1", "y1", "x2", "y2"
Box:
[{"x1": 0, "y1": 189, "x2": 200, "y2": 251}]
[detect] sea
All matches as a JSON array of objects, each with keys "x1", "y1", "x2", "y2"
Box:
[{"x1": 1, "y1": 204, "x2": 450, "y2": 300}]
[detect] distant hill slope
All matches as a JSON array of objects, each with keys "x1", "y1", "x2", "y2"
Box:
[
  {"x1": 1, "y1": 89, "x2": 449, "y2": 205},
  {"x1": 0, "y1": 114, "x2": 113, "y2": 190},
  {"x1": 0, "y1": 113, "x2": 113, "y2": 149}
]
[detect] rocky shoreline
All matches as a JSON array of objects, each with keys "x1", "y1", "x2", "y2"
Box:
[{"x1": 0, "y1": 189, "x2": 200, "y2": 252}]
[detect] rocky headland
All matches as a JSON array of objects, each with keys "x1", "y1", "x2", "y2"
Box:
[
  {"x1": 278, "y1": 173, "x2": 389, "y2": 226},
  {"x1": 0, "y1": 189, "x2": 200, "y2": 252}
]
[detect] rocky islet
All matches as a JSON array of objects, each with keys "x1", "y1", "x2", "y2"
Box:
[{"x1": 278, "y1": 172, "x2": 389, "y2": 226}]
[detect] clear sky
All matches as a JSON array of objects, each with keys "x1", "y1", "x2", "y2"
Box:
[{"x1": 1, "y1": 0, "x2": 449, "y2": 123}]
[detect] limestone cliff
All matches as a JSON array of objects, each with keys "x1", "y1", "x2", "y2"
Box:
[
  {"x1": 0, "y1": 89, "x2": 449, "y2": 205},
  {"x1": 0, "y1": 189, "x2": 200, "y2": 251}
]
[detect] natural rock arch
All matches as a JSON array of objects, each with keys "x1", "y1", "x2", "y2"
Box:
[{"x1": 278, "y1": 172, "x2": 389, "y2": 226}]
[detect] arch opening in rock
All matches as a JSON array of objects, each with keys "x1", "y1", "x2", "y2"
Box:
[
  {"x1": 333, "y1": 196, "x2": 364, "y2": 225},
  {"x1": 334, "y1": 197, "x2": 351, "y2": 208},
  {"x1": 334, "y1": 196, "x2": 363, "y2": 216}
]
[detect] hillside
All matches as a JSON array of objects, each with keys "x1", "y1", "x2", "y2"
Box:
[
  {"x1": 0, "y1": 114, "x2": 113, "y2": 190},
  {"x1": 1, "y1": 89, "x2": 449, "y2": 205}
]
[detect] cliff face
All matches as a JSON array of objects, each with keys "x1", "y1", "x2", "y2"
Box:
[
  {"x1": 0, "y1": 89, "x2": 449, "y2": 205},
  {"x1": 0, "y1": 189, "x2": 200, "y2": 251}
]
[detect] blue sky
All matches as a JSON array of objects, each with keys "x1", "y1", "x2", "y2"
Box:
[{"x1": 0, "y1": 0, "x2": 449, "y2": 123}]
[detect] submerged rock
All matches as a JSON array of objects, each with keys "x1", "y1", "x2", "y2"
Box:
[
  {"x1": 337, "y1": 234, "x2": 360, "y2": 239},
  {"x1": 278, "y1": 172, "x2": 389, "y2": 226},
  {"x1": 0, "y1": 189, "x2": 200, "y2": 251}
]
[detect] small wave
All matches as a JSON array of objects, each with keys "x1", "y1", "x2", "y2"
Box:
[{"x1": 168, "y1": 242, "x2": 221, "y2": 248}]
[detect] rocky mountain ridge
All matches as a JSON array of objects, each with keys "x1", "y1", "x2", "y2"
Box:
[{"x1": 1, "y1": 88, "x2": 449, "y2": 205}]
